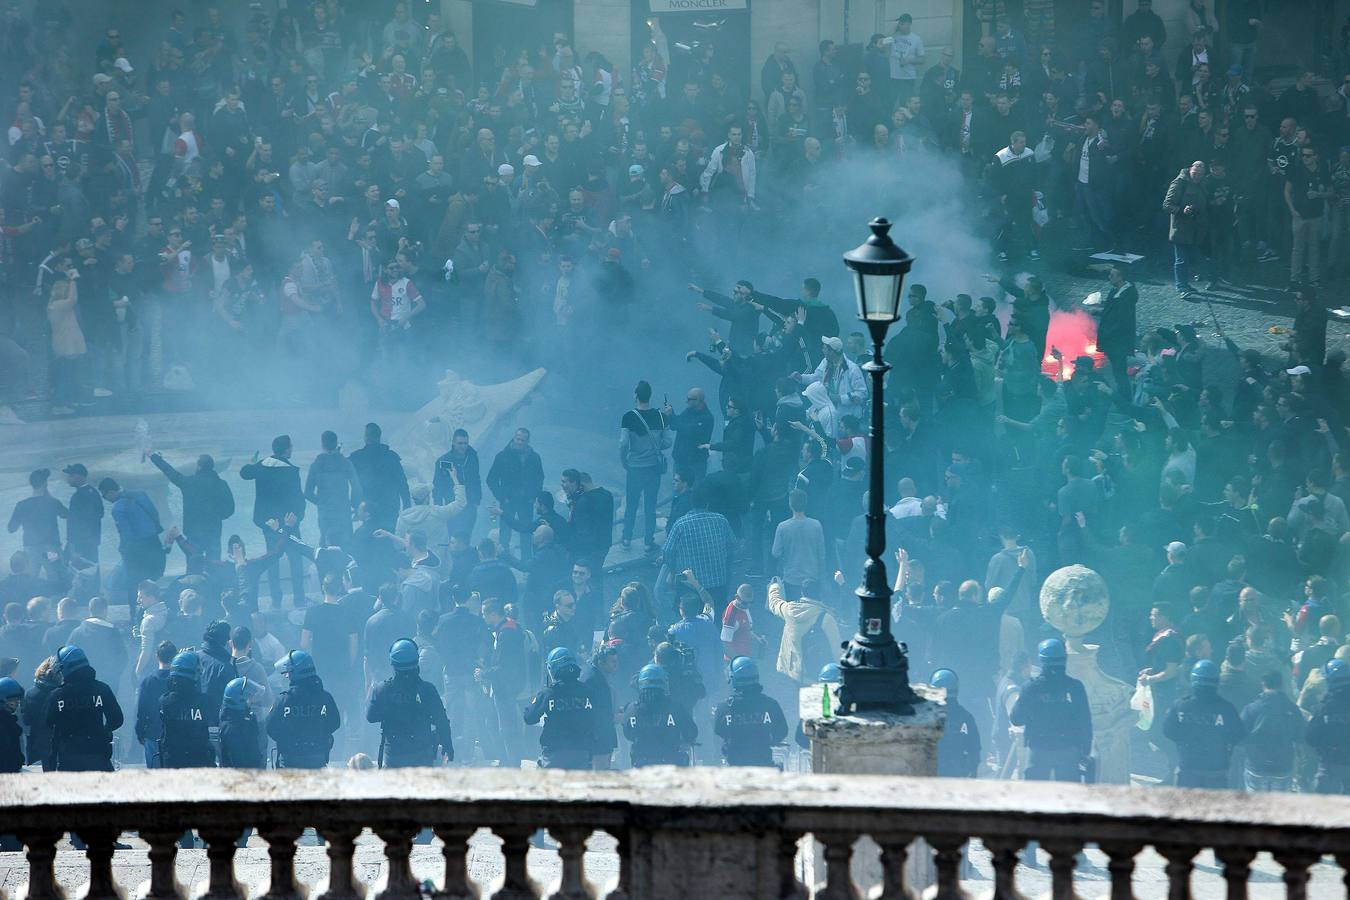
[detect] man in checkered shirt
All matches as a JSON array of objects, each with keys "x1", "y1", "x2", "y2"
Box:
[{"x1": 662, "y1": 494, "x2": 734, "y2": 605}]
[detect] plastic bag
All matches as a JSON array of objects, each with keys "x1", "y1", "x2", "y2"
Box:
[
  {"x1": 1034, "y1": 134, "x2": 1054, "y2": 164},
  {"x1": 1130, "y1": 681, "x2": 1153, "y2": 731},
  {"x1": 1032, "y1": 191, "x2": 1049, "y2": 227}
]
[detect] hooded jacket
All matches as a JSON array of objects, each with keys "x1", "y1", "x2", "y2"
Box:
[
  {"x1": 395, "y1": 484, "x2": 467, "y2": 538},
  {"x1": 350, "y1": 442, "x2": 411, "y2": 525},
  {"x1": 766, "y1": 582, "x2": 842, "y2": 683},
  {"x1": 240, "y1": 455, "x2": 306, "y2": 527},
  {"x1": 305, "y1": 449, "x2": 363, "y2": 515}
]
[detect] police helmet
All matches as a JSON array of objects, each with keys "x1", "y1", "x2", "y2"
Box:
[
  {"x1": 729, "y1": 656, "x2": 759, "y2": 688},
  {"x1": 0, "y1": 677, "x2": 22, "y2": 702},
  {"x1": 1325, "y1": 658, "x2": 1349, "y2": 691},
  {"x1": 546, "y1": 647, "x2": 581, "y2": 681},
  {"x1": 1190, "y1": 659, "x2": 1220, "y2": 690},
  {"x1": 638, "y1": 663, "x2": 669, "y2": 693},
  {"x1": 818, "y1": 662, "x2": 842, "y2": 684},
  {"x1": 57, "y1": 644, "x2": 90, "y2": 676},
  {"x1": 389, "y1": 638, "x2": 420, "y2": 673},
  {"x1": 930, "y1": 668, "x2": 959, "y2": 699},
  {"x1": 278, "y1": 649, "x2": 317, "y2": 679},
  {"x1": 171, "y1": 651, "x2": 200, "y2": 679},
  {"x1": 1038, "y1": 638, "x2": 1067, "y2": 668},
  {"x1": 222, "y1": 677, "x2": 254, "y2": 711}
]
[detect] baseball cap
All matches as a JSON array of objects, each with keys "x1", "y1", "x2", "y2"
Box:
[
  {"x1": 497, "y1": 163, "x2": 514, "y2": 178},
  {"x1": 522, "y1": 154, "x2": 542, "y2": 167},
  {"x1": 628, "y1": 164, "x2": 645, "y2": 177},
  {"x1": 385, "y1": 198, "x2": 400, "y2": 209},
  {"x1": 114, "y1": 57, "x2": 134, "y2": 74},
  {"x1": 1165, "y1": 541, "x2": 1188, "y2": 557},
  {"x1": 62, "y1": 463, "x2": 88, "y2": 477},
  {"x1": 92, "y1": 73, "x2": 113, "y2": 85},
  {"x1": 1286, "y1": 365, "x2": 1312, "y2": 375},
  {"x1": 822, "y1": 336, "x2": 844, "y2": 353}
]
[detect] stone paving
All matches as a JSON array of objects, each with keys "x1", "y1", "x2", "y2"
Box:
[{"x1": 0, "y1": 830, "x2": 1345, "y2": 898}]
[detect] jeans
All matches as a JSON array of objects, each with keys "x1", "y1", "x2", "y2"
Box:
[
  {"x1": 1243, "y1": 768, "x2": 1293, "y2": 792},
  {"x1": 1290, "y1": 215, "x2": 1322, "y2": 286},
  {"x1": 260, "y1": 525, "x2": 306, "y2": 606},
  {"x1": 1172, "y1": 240, "x2": 1198, "y2": 291},
  {"x1": 622, "y1": 465, "x2": 662, "y2": 545},
  {"x1": 316, "y1": 506, "x2": 354, "y2": 549},
  {"x1": 1075, "y1": 182, "x2": 1113, "y2": 248}
]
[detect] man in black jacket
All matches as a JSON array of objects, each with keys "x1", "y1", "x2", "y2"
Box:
[
  {"x1": 239, "y1": 435, "x2": 307, "y2": 607},
  {"x1": 486, "y1": 428, "x2": 544, "y2": 560},
  {"x1": 149, "y1": 452, "x2": 235, "y2": 560},
  {"x1": 62, "y1": 464, "x2": 103, "y2": 575},
  {"x1": 664, "y1": 389, "x2": 715, "y2": 481},
  {"x1": 350, "y1": 422, "x2": 411, "y2": 533},
  {"x1": 433, "y1": 428, "x2": 480, "y2": 540},
  {"x1": 563, "y1": 470, "x2": 613, "y2": 567}
]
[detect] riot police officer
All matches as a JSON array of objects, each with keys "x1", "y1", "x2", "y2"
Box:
[
  {"x1": 712, "y1": 657, "x2": 788, "y2": 767},
  {"x1": 1162, "y1": 659, "x2": 1246, "y2": 788},
  {"x1": 219, "y1": 678, "x2": 266, "y2": 769},
  {"x1": 524, "y1": 648, "x2": 601, "y2": 770},
  {"x1": 159, "y1": 651, "x2": 215, "y2": 767},
  {"x1": 1306, "y1": 659, "x2": 1350, "y2": 793},
  {"x1": 623, "y1": 664, "x2": 698, "y2": 767},
  {"x1": 1, "y1": 677, "x2": 24, "y2": 772},
  {"x1": 932, "y1": 669, "x2": 981, "y2": 778},
  {"x1": 46, "y1": 645, "x2": 124, "y2": 772},
  {"x1": 1009, "y1": 639, "x2": 1093, "y2": 782},
  {"x1": 267, "y1": 650, "x2": 342, "y2": 768},
  {"x1": 366, "y1": 639, "x2": 453, "y2": 768}
]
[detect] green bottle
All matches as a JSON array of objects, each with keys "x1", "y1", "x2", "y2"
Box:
[{"x1": 821, "y1": 685, "x2": 833, "y2": 719}]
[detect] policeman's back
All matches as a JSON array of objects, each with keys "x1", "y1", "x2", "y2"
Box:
[
  {"x1": 366, "y1": 639, "x2": 452, "y2": 767},
  {"x1": 712, "y1": 658, "x2": 787, "y2": 767},
  {"x1": 931, "y1": 669, "x2": 981, "y2": 778},
  {"x1": 623, "y1": 665, "x2": 697, "y2": 767},
  {"x1": 159, "y1": 651, "x2": 215, "y2": 768},
  {"x1": 266, "y1": 650, "x2": 341, "y2": 768},
  {"x1": 1162, "y1": 661, "x2": 1246, "y2": 787},
  {"x1": 45, "y1": 645, "x2": 124, "y2": 772},
  {"x1": 525, "y1": 648, "x2": 600, "y2": 769}
]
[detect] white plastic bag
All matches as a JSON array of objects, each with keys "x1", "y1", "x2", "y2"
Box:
[{"x1": 1130, "y1": 682, "x2": 1154, "y2": 731}]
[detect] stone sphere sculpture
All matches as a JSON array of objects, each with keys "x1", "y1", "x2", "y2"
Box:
[{"x1": 1039, "y1": 564, "x2": 1109, "y2": 641}]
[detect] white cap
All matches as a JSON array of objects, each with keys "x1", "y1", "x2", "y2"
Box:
[
  {"x1": 1286, "y1": 365, "x2": 1312, "y2": 375},
  {"x1": 497, "y1": 163, "x2": 515, "y2": 178},
  {"x1": 1165, "y1": 541, "x2": 1188, "y2": 557},
  {"x1": 385, "y1": 198, "x2": 400, "y2": 209},
  {"x1": 821, "y1": 336, "x2": 844, "y2": 353},
  {"x1": 92, "y1": 73, "x2": 113, "y2": 84},
  {"x1": 113, "y1": 57, "x2": 134, "y2": 73},
  {"x1": 522, "y1": 154, "x2": 542, "y2": 167}
]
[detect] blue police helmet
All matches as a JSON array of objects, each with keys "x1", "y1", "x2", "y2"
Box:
[
  {"x1": 818, "y1": 662, "x2": 842, "y2": 684},
  {"x1": 930, "y1": 668, "x2": 959, "y2": 699},
  {"x1": 546, "y1": 647, "x2": 581, "y2": 681},
  {"x1": 222, "y1": 677, "x2": 254, "y2": 711},
  {"x1": 1190, "y1": 659, "x2": 1220, "y2": 690},
  {"x1": 278, "y1": 649, "x2": 316, "y2": 679},
  {"x1": 171, "y1": 651, "x2": 200, "y2": 679},
  {"x1": 1325, "y1": 658, "x2": 1349, "y2": 691},
  {"x1": 390, "y1": 638, "x2": 420, "y2": 673},
  {"x1": 729, "y1": 656, "x2": 759, "y2": 688},
  {"x1": 1038, "y1": 638, "x2": 1067, "y2": 668},
  {"x1": 57, "y1": 644, "x2": 90, "y2": 676},
  {"x1": 638, "y1": 663, "x2": 669, "y2": 692},
  {"x1": 0, "y1": 677, "x2": 22, "y2": 702}
]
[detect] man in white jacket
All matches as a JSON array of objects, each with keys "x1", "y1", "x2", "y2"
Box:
[{"x1": 700, "y1": 125, "x2": 757, "y2": 209}]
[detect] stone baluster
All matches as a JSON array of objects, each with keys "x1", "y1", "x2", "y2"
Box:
[
  {"x1": 979, "y1": 836, "x2": 1026, "y2": 900},
  {"x1": 197, "y1": 828, "x2": 246, "y2": 900},
  {"x1": 773, "y1": 832, "x2": 806, "y2": 900},
  {"x1": 1099, "y1": 842, "x2": 1143, "y2": 900},
  {"x1": 1273, "y1": 852, "x2": 1317, "y2": 900},
  {"x1": 1040, "y1": 840, "x2": 1082, "y2": 900},
  {"x1": 926, "y1": 836, "x2": 967, "y2": 900},
  {"x1": 258, "y1": 826, "x2": 306, "y2": 900},
  {"x1": 548, "y1": 828, "x2": 590, "y2": 900},
  {"x1": 431, "y1": 827, "x2": 474, "y2": 900},
  {"x1": 373, "y1": 826, "x2": 420, "y2": 900},
  {"x1": 141, "y1": 830, "x2": 187, "y2": 900},
  {"x1": 816, "y1": 832, "x2": 857, "y2": 900},
  {"x1": 490, "y1": 827, "x2": 539, "y2": 900},
  {"x1": 315, "y1": 826, "x2": 365, "y2": 900},
  {"x1": 1156, "y1": 845, "x2": 1195, "y2": 900},
  {"x1": 1212, "y1": 847, "x2": 1254, "y2": 900},
  {"x1": 873, "y1": 833, "x2": 917, "y2": 900},
  {"x1": 603, "y1": 827, "x2": 641, "y2": 900},
  {"x1": 19, "y1": 831, "x2": 65, "y2": 900},
  {"x1": 79, "y1": 828, "x2": 125, "y2": 900}
]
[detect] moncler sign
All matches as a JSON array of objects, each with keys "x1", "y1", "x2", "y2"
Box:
[{"x1": 649, "y1": 0, "x2": 748, "y2": 10}]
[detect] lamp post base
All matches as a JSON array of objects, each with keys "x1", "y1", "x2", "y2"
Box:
[{"x1": 838, "y1": 640, "x2": 922, "y2": 714}]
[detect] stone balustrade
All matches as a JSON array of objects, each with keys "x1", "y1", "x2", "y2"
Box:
[{"x1": 3, "y1": 767, "x2": 1350, "y2": 899}]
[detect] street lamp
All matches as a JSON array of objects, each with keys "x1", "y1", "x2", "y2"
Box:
[{"x1": 838, "y1": 217, "x2": 921, "y2": 714}]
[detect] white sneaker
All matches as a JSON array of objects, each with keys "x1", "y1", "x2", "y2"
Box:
[{"x1": 93, "y1": 387, "x2": 113, "y2": 397}]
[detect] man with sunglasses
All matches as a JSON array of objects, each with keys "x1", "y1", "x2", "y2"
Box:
[{"x1": 1286, "y1": 145, "x2": 1332, "y2": 289}]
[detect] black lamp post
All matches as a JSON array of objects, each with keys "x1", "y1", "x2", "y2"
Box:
[{"x1": 837, "y1": 217, "x2": 921, "y2": 714}]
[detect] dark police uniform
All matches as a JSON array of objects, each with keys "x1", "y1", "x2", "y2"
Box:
[
  {"x1": 159, "y1": 679, "x2": 215, "y2": 767},
  {"x1": 1307, "y1": 688, "x2": 1350, "y2": 794},
  {"x1": 524, "y1": 677, "x2": 601, "y2": 769},
  {"x1": 45, "y1": 668, "x2": 124, "y2": 771},
  {"x1": 1162, "y1": 689, "x2": 1246, "y2": 788},
  {"x1": 266, "y1": 679, "x2": 341, "y2": 768},
  {"x1": 219, "y1": 707, "x2": 266, "y2": 769},
  {"x1": 937, "y1": 698, "x2": 982, "y2": 778},
  {"x1": 712, "y1": 684, "x2": 788, "y2": 767},
  {"x1": 0, "y1": 704, "x2": 23, "y2": 772},
  {"x1": 623, "y1": 692, "x2": 698, "y2": 767},
  {"x1": 1009, "y1": 670, "x2": 1092, "y2": 782},
  {"x1": 366, "y1": 672, "x2": 453, "y2": 768}
]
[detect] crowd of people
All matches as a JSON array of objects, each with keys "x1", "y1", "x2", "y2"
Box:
[{"x1": 1, "y1": 0, "x2": 1350, "y2": 795}]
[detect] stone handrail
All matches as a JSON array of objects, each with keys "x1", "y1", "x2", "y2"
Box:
[{"x1": 3, "y1": 767, "x2": 1350, "y2": 899}]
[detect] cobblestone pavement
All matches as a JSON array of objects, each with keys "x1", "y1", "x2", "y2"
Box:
[{"x1": 0, "y1": 830, "x2": 1345, "y2": 898}]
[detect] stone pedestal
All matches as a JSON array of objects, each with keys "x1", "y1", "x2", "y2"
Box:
[
  {"x1": 1066, "y1": 640, "x2": 1136, "y2": 785},
  {"x1": 800, "y1": 683, "x2": 946, "y2": 893}
]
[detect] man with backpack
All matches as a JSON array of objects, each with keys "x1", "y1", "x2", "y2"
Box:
[
  {"x1": 619, "y1": 380, "x2": 671, "y2": 553},
  {"x1": 767, "y1": 577, "x2": 842, "y2": 684}
]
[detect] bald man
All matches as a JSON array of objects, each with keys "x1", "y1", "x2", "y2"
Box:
[{"x1": 665, "y1": 386, "x2": 715, "y2": 480}]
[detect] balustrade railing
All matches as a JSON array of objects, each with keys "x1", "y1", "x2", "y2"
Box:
[{"x1": 2, "y1": 767, "x2": 1349, "y2": 899}]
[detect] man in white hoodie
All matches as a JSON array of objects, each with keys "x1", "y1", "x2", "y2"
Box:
[{"x1": 394, "y1": 473, "x2": 467, "y2": 539}]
